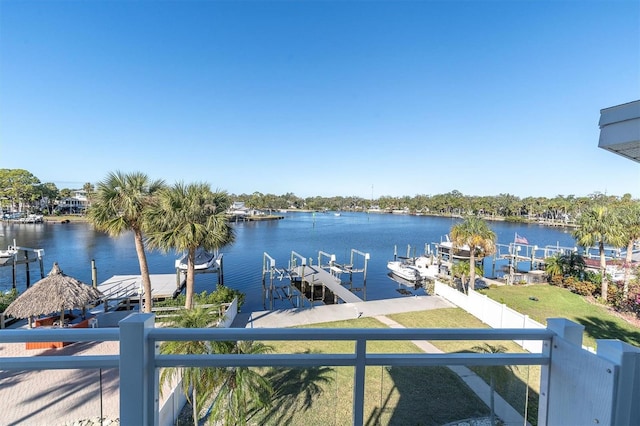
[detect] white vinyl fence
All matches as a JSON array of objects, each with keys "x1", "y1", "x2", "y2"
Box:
[{"x1": 434, "y1": 281, "x2": 545, "y2": 353}]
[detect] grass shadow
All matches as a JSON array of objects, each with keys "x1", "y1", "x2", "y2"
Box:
[
  {"x1": 259, "y1": 350, "x2": 335, "y2": 425},
  {"x1": 381, "y1": 366, "x2": 488, "y2": 426},
  {"x1": 576, "y1": 315, "x2": 640, "y2": 347}
]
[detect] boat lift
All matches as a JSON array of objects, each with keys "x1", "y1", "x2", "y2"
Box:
[
  {"x1": 262, "y1": 249, "x2": 370, "y2": 310},
  {"x1": 393, "y1": 243, "x2": 432, "y2": 262},
  {"x1": 262, "y1": 252, "x2": 298, "y2": 310},
  {"x1": 174, "y1": 252, "x2": 224, "y2": 291},
  {"x1": 0, "y1": 240, "x2": 45, "y2": 289},
  {"x1": 494, "y1": 243, "x2": 577, "y2": 274},
  {"x1": 324, "y1": 249, "x2": 370, "y2": 296}
]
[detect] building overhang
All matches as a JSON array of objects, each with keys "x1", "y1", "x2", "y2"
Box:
[{"x1": 598, "y1": 100, "x2": 640, "y2": 163}]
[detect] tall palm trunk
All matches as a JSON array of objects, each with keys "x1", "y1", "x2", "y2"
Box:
[
  {"x1": 185, "y1": 247, "x2": 196, "y2": 309},
  {"x1": 134, "y1": 230, "x2": 153, "y2": 313},
  {"x1": 468, "y1": 251, "x2": 476, "y2": 292},
  {"x1": 599, "y1": 241, "x2": 608, "y2": 301},
  {"x1": 192, "y1": 385, "x2": 198, "y2": 426},
  {"x1": 623, "y1": 240, "x2": 634, "y2": 299}
]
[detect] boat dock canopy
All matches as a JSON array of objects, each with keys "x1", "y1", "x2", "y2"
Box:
[{"x1": 598, "y1": 100, "x2": 640, "y2": 163}]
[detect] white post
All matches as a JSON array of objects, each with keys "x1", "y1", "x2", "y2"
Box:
[
  {"x1": 546, "y1": 318, "x2": 584, "y2": 345},
  {"x1": 119, "y1": 313, "x2": 158, "y2": 426},
  {"x1": 538, "y1": 318, "x2": 585, "y2": 426},
  {"x1": 596, "y1": 340, "x2": 640, "y2": 425},
  {"x1": 541, "y1": 318, "x2": 621, "y2": 426},
  {"x1": 353, "y1": 338, "x2": 366, "y2": 426}
]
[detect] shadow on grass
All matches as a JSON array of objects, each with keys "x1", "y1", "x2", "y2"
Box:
[
  {"x1": 453, "y1": 347, "x2": 539, "y2": 426},
  {"x1": 259, "y1": 350, "x2": 335, "y2": 426},
  {"x1": 378, "y1": 366, "x2": 489, "y2": 426},
  {"x1": 576, "y1": 315, "x2": 640, "y2": 347}
]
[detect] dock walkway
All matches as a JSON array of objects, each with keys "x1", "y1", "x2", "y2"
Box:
[
  {"x1": 96, "y1": 274, "x2": 183, "y2": 311},
  {"x1": 291, "y1": 264, "x2": 362, "y2": 304}
]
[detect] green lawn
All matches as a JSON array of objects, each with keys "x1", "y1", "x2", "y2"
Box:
[
  {"x1": 476, "y1": 284, "x2": 640, "y2": 349},
  {"x1": 388, "y1": 308, "x2": 540, "y2": 426},
  {"x1": 249, "y1": 286, "x2": 640, "y2": 425},
  {"x1": 255, "y1": 316, "x2": 491, "y2": 426}
]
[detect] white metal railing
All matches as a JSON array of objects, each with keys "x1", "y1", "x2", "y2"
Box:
[{"x1": 1, "y1": 314, "x2": 639, "y2": 426}]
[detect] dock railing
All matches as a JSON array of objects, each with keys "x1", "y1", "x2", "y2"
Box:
[{"x1": 1, "y1": 314, "x2": 639, "y2": 426}]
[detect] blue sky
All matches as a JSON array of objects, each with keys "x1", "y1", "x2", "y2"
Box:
[{"x1": 1, "y1": 0, "x2": 638, "y2": 199}]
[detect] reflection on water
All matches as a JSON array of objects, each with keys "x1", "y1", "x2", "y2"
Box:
[{"x1": 0, "y1": 213, "x2": 577, "y2": 312}]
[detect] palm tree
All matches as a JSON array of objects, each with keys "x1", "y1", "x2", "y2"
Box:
[
  {"x1": 145, "y1": 182, "x2": 234, "y2": 309},
  {"x1": 471, "y1": 343, "x2": 517, "y2": 425},
  {"x1": 207, "y1": 340, "x2": 274, "y2": 425},
  {"x1": 545, "y1": 253, "x2": 565, "y2": 280},
  {"x1": 563, "y1": 251, "x2": 586, "y2": 278},
  {"x1": 159, "y1": 307, "x2": 221, "y2": 425},
  {"x1": 545, "y1": 252, "x2": 586, "y2": 286},
  {"x1": 88, "y1": 171, "x2": 165, "y2": 313},
  {"x1": 573, "y1": 205, "x2": 624, "y2": 301},
  {"x1": 450, "y1": 216, "x2": 497, "y2": 292},
  {"x1": 618, "y1": 202, "x2": 640, "y2": 298},
  {"x1": 451, "y1": 261, "x2": 482, "y2": 293}
]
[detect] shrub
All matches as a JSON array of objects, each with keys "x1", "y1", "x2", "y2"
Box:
[
  {"x1": 571, "y1": 281, "x2": 596, "y2": 296},
  {"x1": 504, "y1": 216, "x2": 527, "y2": 223},
  {"x1": 0, "y1": 289, "x2": 18, "y2": 313},
  {"x1": 549, "y1": 274, "x2": 564, "y2": 287},
  {"x1": 156, "y1": 287, "x2": 245, "y2": 310},
  {"x1": 563, "y1": 276, "x2": 577, "y2": 290},
  {"x1": 584, "y1": 270, "x2": 601, "y2": 285}
]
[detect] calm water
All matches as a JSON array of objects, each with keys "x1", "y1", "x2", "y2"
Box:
[{"x1": 0, "y1": 212, "x2": 577, "y2": 312}]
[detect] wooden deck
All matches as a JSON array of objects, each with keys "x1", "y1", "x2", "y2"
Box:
[
  {"x1": 96, "y1": 274, "x2": 183, "y2": 310},
  {"x1": 291, "y1": 265, "x2": 362, "y2": 304}
]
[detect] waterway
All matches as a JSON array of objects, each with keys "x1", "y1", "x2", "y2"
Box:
[{"x1": 0, "y1": 212, "x2": 578, "y2": 312}]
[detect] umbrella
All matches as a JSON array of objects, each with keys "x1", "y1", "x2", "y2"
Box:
[{"x1": 4, "y1": 262, "x2": 103, "y2": 326}]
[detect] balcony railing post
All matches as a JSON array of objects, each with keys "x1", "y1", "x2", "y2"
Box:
[
  {"x1": 596, "y1": 340, "x2": 640, "y2": 425},
  {"x1": 353, "y1": 337, "x2": 366, "y2": 426},
  {"x1": 119, "y1": 313, "x2": 158, "y2": 426}
]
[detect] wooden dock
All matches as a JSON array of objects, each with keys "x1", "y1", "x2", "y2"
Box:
[
  {"x1": 96, "y1": 274, "x2": 184, "y2": 311},
  {"x1": 291, "y1": 264, "x2": 363, "y2": 305},
  {"x1": 262, "y1": 250, "x2": 368, "y2": 310}
]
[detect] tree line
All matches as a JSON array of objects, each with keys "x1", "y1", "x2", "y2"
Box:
[{"x1": 1, "y1": 168, "x2": 637, "y2": 222}]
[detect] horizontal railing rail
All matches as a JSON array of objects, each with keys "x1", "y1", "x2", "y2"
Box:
[
  {"x1": 149, "y1": 326, "x2": 554, "y2": 341},
  {"x1": 0, "y1": 319, "x2": 556, "y2": 426},
  {"x1": 0, "y1": 328, "x2": 120, "y2": 370}
]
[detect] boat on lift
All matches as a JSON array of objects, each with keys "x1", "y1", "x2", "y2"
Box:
[
  {"x1": 387, "y1": 256, "x2": 436, "y2": 282},
  {"x1": 175, "y1": 248, "x2": 221, "y2": 271},
  {"x1": 0, "y1": 248, "x2": 17, "y2": 258},
  {"x1": 387, "y1": 260, "x2": 422, "y2": 281},
  {"x1": 0, "y1": 240, "x2": 18, "y2": 258}
]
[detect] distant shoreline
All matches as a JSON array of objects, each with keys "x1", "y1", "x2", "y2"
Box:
[{"x1": 17, "y1": 211, "x2": 577, "y2": 229}]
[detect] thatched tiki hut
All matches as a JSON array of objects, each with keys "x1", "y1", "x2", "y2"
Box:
[{"x1": 4, "y1": 262, "x2": 103, "y2": 328}]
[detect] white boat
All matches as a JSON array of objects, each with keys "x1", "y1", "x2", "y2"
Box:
[
  {"x1": 175, "y1": 248, "x2": 221, "y2": 271},
  {"x1": 387, "y1": 256, "x2": 436, "y2": 282},
  {"x1": 0, "y1": 248, "x2": 17, "y2": 258},
  {"x1": 0, "y1": 241, "x2": 18, "y2": 258},
  {"x1": 387, "y1": 260, "x2": 422, "y2": 281}
]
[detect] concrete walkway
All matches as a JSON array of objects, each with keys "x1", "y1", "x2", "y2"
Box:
[
  {"x1": 239, "y1": 295, "x2": 528, "y2": 426},
  {"x1": 237, "y1": 295, "x2": 456, "y2": 328}
]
